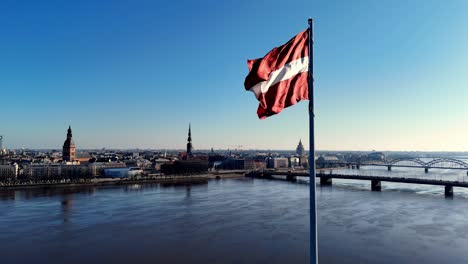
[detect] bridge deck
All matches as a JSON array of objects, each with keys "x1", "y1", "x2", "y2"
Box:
[
  {"x1": 246, "y1": 171, "x2": 468, "y2": 188},
  {"x1": 357, "y1": 164, "x2": 468, "y2": 170}
]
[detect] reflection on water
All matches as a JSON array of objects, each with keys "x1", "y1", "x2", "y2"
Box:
[
  {"x1": 1, "y1": 178, "x2": 468, "y2": 264},
  {"x1": 0, "y1": 190, "x2": 16, "y2": 201}
]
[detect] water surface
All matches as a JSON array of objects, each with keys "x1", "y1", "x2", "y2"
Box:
[{"x1": 1, "y1": 177, "x2": 468, "y2": 264}]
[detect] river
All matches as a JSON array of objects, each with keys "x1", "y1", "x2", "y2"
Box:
[{"x1": 1, "y1": 172, "x2": 468, "y2": 263}]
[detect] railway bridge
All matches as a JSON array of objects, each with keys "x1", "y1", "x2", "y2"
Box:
[
  {"x1": 333, "y1": 158, "x2": 468, "y2": 175},
  {"x1": 245, "y1": 169, "x2": 468, "y2": 197}
]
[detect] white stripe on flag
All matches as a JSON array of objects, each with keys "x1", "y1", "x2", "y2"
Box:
[{"x1": 249, "y1": 57, "x2": 309, "y2": 99}]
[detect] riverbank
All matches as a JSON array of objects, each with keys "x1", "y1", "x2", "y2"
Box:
[
  {"x1": 208, "y1": 170, "x2": 247, "y2": 179},
  {"x1": 0, "y1": 175, "x2": 209, "y2": 191}
]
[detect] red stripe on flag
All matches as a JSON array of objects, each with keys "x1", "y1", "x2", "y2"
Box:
[
  {"x1": 256, "y1": 71, "x2": 309, "y2": 119},
  {"x1": 244, "y1": 30, "x2": 309, "y2": 90},
  {"x1": 244, "y1": 29, "x2": 310, "y2": 119}
]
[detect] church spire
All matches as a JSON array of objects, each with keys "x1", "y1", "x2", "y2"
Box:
[
  {"x1": 186, "y1": 123, "x2": 193, "y2": 158},
  {"x1": 67, "y1": 126, "x2": 72, "y2": 139},
  {"x1": 188, "y1": 123, "x2": 192, "y2": 142}
]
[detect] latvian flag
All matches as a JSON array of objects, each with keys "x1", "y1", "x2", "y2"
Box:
[{"x1": 244, "y1": 30, "x2": 309, "y2": 119}]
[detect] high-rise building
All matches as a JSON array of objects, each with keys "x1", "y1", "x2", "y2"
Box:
[
  {"x1": 186, "y1": 123, "x2": 193, "y2": 159},
  {"x1": 296, "y1": 139, "x2": 305, "y2": 157},
  {"x1": 0, "y1": 135, "x2": 3, "y2": 150},
  {"x1": 62, "y1": 126, "x2": 76, "y2": 161}
]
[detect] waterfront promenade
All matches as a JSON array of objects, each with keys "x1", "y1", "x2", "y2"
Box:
[{"x1": 0, "y1": 174, "x2": 209, "y2": 190}]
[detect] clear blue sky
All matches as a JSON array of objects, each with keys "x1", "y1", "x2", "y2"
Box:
[{"x1": 1, "y1": 0, "x2": 468, "y2": 151}]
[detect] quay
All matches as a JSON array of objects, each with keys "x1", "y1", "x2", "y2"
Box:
[
  {"x1": 245, "y1": 170, "x2": 468, "y2": 197},
  {"x1": 209, "y1": 170, "x2": 248, "y2": 179},
  {"x1": 0, "y1": 174, "x2": 209, "y2": 191}
]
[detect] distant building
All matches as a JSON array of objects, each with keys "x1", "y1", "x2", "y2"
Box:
[
  {"x1": 208, "y1": 154, "x2": 226, "y2": 168},
  {"x1": 289, "y1": 157, "x2": 300, "y2": 168},
  {"x1": 161, "y1": 160, "x2": 208, "y2": 175},
  {"x1": 154, "y1": 158, "x2": 171, "y2": 171},
  {"x1": 103, "y1": 167, "x2": 142, "y2": 178},
  {"x1": 62, "y1": 126, "x2": 76, "y2": 162},
  {"x1": 300, "y1": 157, "x2": 309, "y2": 168},
  {"x1": 24, "y1": 164, "x2": 62, "y2": 179},
  {"x1": 23, "y1": 164, "x2": 91, "y2": 179},
  {"x1": 253, "y1": 161, "x2": 266, "y2": 170},
  {"x1": 74, "y1": 152, "x2": 93, "y2": 163},
  {"x1": 219, "y1": 158, "x2": 254, "y2": 170},
  {"x1": 61, "y1": 164, "x2": 90, "y2": 178},
  {"x1": 316, "y1": 155, "x2": 343, "y2": 168},
  {"x1": 0, "y1": 135, "x2": 4, "y2": 154},
  {"x1": 266, "y1": 157, "x2": 289, "y2": 169},
  {"x1": 0, "y1": 135, "x2": 7, "y2": 156},
  {"x1": 88, "y1": 162, "x2": 126, "y2": 177},
  {"x1": 0, "y1": 164, "x2": 18, "y2": 179},
  {"x1": 296, "y1": 139, "x2": 305, "y2": 157},
  {"x1": 161, "y1": 124, "x2": 208, "y2": 174},
  {"x1": 364, "y1": 152, "x2": 385, "y2": 162}
]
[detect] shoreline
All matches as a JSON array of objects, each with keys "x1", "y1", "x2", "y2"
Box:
[
  {"x1": 0, "y1": 175, "x2": 210, "y2": 191},
  {"x1": 208, "y1": 170, "x2": 247, "y2": 179},
  {"x1": 0, "y1": 170, "x2": 250, "y2": 191}
]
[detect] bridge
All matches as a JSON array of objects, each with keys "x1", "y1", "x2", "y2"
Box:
[
  {"x1": 245, "y1": 170, "x2": 468, "y2": 197},
  {"x1": 331, "y1": 158, "x2": 468, "y2": 175}
]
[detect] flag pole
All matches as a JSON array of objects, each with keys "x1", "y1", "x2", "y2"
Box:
[{"x1": 308, "y1": 18, "x2": 318, "y2": 264}]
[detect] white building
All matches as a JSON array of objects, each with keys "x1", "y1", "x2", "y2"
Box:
[
  {"x1": 88, "y1": 162, "x2": 126, "y2": 177},
  {"x1": 23, "y1": 164, "x2": 91, "y2": 179},
  {"x1": 0, "y1": 164, "x2": 19, "y2": 179},
  {"x1": 23, "y1": 164, "x2": 61, "y2": 178},
  {"x1": 103, "y1": 168, "x2": 143, "y2": 178}
]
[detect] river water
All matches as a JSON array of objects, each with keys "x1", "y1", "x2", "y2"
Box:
[{"x1": 1, "y1": 171, "x2": 468, "y2": 264}]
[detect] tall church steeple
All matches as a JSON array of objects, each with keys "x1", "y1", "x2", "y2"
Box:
[
  {"x1": 186, "y1": 123, "x2": 193, "y2": 158},
  {"x1": 67, "y1": 126, "x2": 72, "y2": 139}
]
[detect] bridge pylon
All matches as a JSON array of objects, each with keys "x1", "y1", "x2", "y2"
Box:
[
  {"x1": 371, "y1": 180, "x2": 381, "y2": 191},
  {"x1": 286, "y1": 174, "x2": 296, "y2": 182},
  {"x1": 320, "y1": 176, "x2": 332, "y2": 185},
  {"x1": 445, "y1": 185, "x2": 454, "y2": 197}
]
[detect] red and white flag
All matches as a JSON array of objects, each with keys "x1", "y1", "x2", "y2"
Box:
[{"x1": 244, "y1": 30, "x2": 309, "y2": 119}]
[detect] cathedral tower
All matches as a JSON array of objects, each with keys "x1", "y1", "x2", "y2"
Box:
[{"x1": 62, "y1": 126, "x2": 76, "y2": 161}]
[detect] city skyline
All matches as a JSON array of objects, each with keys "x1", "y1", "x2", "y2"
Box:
[
  {"x1": 2, "y1": 0, "x2": 468, "y2": 151},
  {"x1": 3, "y1": 125, "x2": 468, "y2": 153}
]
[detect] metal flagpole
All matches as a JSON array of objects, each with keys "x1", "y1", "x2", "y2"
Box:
[{"x1": 308, "y1": 18, "x2": 318, "y2": 264}]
